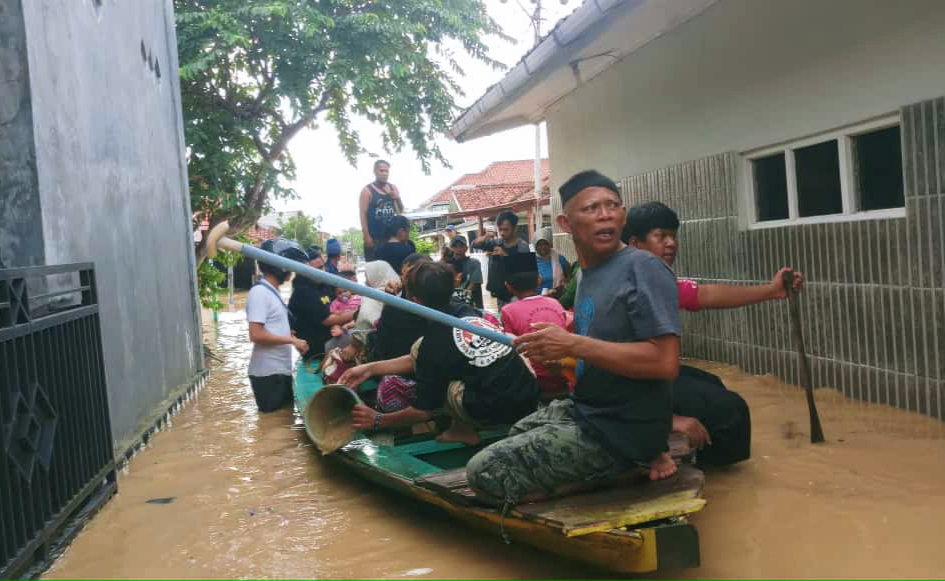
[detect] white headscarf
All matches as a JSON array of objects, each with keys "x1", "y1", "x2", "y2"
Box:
[
  {"x1": 356, "y1": 261, "x2": 400, "y2": 328},
  {"x1": 536, "y1": 227, "x2": 564, "y2": 288}
]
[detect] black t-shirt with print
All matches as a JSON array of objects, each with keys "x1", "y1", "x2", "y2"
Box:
[
  {"x1": 413, "y1": 303, "x2": 538, "y2": 425},
  {"x1": 288, "y1": 276, "x2": 334, "y2": 355}
]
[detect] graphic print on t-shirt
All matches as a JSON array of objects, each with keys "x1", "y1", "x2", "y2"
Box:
[
  {"x1": 574, "y1": 296, "x2": 595, "y2": 380},
  {"x1": 452, "y1": 316, "x2": 512, "y2": 368}
]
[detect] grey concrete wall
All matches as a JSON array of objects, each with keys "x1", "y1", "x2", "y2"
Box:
[
  {"x1": 15, "y1": 0, "x2": 202, "y2": 446},
  {"x1": 614, "y1": 97, "x2": 944, "y2": 420},
  {"x1": 0, "y1": 0, "x2": 44, "y2": 268}
]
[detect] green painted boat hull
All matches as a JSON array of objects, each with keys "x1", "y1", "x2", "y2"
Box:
[{"x1": 293, "y1": 358, "x2": 704, "y2": 574}]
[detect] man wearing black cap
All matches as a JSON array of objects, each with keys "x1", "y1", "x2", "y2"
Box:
[
  {"x1": 289, "y1": 245, "x2": 355, "y2": 358},
  {"x1": 467, "y1": 170, "x2": 681, "y2": 506},
  {"x1": 325, "y1": 238, "x2": 343, "y2": 275},
  {"x1": 449, "y1": 235, "x2": 483, "y2": 309}
]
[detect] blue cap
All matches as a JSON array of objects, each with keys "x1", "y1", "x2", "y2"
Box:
[{"x1": 326, "y1": 238, "x2": 342, "y2": 256}]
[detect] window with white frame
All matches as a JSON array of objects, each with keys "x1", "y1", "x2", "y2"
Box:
[{"x1": 745, "y1": 116, "x2": 904, "y2": 226}]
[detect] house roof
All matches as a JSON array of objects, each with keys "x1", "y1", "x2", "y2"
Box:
[
  {"x1": 421, "y1": 159, "x2": 550, "y2": 212},
  {"x1": 449, "y1": 0, "x2": 718, "y2": 142},
  {"x1": 245, "y1": 225, "x2": 277, "y2": 244}
]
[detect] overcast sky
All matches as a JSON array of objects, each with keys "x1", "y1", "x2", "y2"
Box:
[{"x1": 271, "y1": 0, "x2": 576, "y2": 234}]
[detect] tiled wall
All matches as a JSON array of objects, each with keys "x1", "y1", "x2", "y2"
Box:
[{"x1": 552, "y1": 96, "x2": 944, "y2": 420}]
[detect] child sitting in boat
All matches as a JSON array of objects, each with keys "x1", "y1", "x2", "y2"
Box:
[
  {"x1": 339, "y1": 261, "x2": 539, "y2": 446},
  {"x1": 500, "y1": 252, "x2": 570, "y2": 399},
  {"x1": 329, "y1": 271, "x2": 361, "y2": 335}
]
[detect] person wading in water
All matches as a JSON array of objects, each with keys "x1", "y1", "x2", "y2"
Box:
[{"x1": 360, "y1": 159, "x2": 404, "y2": 260}]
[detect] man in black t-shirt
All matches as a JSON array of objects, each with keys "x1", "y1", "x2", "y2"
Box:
[
  {"x1": 340, "y1": 261, "x2": 538, "y2": 445},
  {"x1": 374, "y1": 215, "x2": 417, "y2": 273},
  {"x1": 448, "y1": 236, "x2": 483, "y2": 308},
  {"x1": 471, "y1": 211, "x2": 530, "y2": 308},
  {"x1": 467, "y1": 170, "x2": 681, "y2": 507},
  {"x1": 289, "y1": 247, "x2": 356, "y2": 356}
]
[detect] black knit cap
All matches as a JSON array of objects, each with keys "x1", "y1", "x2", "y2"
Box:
[
  {"x1": 558, "y1": 169, "x2": 620, "y2": 207},
  {"x1": 505, "y1": 251, "x2": 538, "y2": 275}
]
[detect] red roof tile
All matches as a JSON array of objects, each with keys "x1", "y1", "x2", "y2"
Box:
[
  {"x1": 245, "y1": 225, "x2": 277, "y2": 244},
  {"x1": 422, "y1": 159, "x2": 550, "y2": 211}
]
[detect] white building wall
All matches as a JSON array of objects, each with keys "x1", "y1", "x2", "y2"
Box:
[{"x1": 546, "y1": 0, "x2": 945, "y2": 189}]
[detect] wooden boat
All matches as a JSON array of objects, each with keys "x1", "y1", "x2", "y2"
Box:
[{"x1": 294, "y1": 359, "x2": 706, "y2": 574}]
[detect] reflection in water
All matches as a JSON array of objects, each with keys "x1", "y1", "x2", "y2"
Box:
[{"x1": 47, "y1": 299, "x2": 945, "y2": 579}]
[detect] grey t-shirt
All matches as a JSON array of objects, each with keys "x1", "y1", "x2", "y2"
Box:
[
  {"x1": 246, "y1": 280, "x2": 293, "y2": 377},
  {"x1": 571, "y1": 246, "x2": 680, "y2": 464}
]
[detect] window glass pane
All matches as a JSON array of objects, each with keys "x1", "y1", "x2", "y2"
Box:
[
  {"x1": 795, "y1": 140, "x2": 843, "y2": 217},
  {"x1": 753, "y1": 153, "x2": 789, "y2": 221},
  {"x1": 854, "y1": 125, "x2": 904, "y2": 211}
]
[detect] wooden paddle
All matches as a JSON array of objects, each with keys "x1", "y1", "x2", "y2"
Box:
[
  {"x1": 782, "y1": 270, "x2": 825, "y2": 444},
  {"x1": 205, "y1": 221, "x2": 513, "y2": 346}
]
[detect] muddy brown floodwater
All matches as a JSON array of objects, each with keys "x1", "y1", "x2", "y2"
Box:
[{"x1": 47, "y1": 299, "x2": 945, "y2": 579}]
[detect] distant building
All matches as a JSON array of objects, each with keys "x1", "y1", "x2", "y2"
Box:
[{"x1": 408, "y1": 159, "x2": 551, "y2": 246}]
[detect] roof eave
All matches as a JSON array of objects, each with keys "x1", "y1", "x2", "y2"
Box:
[
  {"x1": 450, "y1": 0, "x2": 637, "y2": 142},
  {"x1": 450, "y1": 0, "x2": 719, "y2": 142}
]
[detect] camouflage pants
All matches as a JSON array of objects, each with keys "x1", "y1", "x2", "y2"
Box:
[{"x1": 465, "y1": 399, "x2": 624, "y2": 505}]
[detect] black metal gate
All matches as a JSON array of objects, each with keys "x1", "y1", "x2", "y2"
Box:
[{"x1": 0, "y1": 263, "x2": 117, "y2": 579}]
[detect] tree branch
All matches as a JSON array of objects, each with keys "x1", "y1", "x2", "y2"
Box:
[{"x1": 244, "y1": 89, "x2": 333, "y2": 210}]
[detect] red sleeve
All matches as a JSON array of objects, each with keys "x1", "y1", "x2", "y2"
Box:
[{"x1": 677, "y1": 278, "x2": 701, "y2": 312}]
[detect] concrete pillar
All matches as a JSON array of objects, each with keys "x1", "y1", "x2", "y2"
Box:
[{"x1": 0, "y1": 0, "x2": 45, "y2": 268}]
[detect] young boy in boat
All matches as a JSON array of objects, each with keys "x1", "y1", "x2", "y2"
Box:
[
  {"x1": 340, "y1": 261, "x2": 539, "y2": 445},
  {"x1": 622, "y1": 201, "x2": 803, "y2": 465},
  {"x1": 500, "y1": 252, "x2": 570, "y2": 399},
  {"x1": 247, "y1": 239, "x2": 310, "y2": 412},
  {"x1": 466, "y1": 170, "x2": 680, "y2": 507}
]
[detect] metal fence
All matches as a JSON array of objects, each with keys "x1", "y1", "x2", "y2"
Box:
[{"x1": 1, "y1": 263, "x2": 116, "y2": 579}]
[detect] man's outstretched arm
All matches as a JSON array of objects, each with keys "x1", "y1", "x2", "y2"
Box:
[{"x1": 698, "y1": 267, "x2": 803, "y2": 309}]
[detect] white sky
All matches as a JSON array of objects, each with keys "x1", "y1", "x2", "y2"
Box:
[{"x1": 272, "y1": 0, "x2": 576, "y2": 234}]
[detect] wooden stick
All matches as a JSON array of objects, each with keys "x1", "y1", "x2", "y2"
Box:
[{"x1": 782, "y1": 270, "x2": 826, "y2": 444}]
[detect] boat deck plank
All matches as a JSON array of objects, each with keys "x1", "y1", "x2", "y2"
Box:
[{"x1": 515, "y1": 464, "x2": 706, "y2": 537}]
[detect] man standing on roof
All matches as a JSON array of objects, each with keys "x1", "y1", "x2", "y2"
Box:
[{"x1": 360, "y1": 160, "x2": 404, "y2": 260}]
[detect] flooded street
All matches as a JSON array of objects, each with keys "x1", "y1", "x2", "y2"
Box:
[{"x1": 47, "y1": 298, "x2": 945, "y2": 579}]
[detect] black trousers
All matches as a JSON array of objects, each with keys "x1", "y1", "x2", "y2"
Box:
[
  {"x1": 674, "y1": 365, "x2": 752, "y2": 466},
  {"x1": 249, "y1": 374, "x2": 294, "y2": 413}
]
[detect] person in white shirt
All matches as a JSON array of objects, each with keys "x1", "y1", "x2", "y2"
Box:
[{"x1": 246, "y1": 239, "x2": 310, "y2": 412}]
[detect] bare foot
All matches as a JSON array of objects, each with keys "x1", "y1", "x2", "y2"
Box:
[
  {"x1": 649, "y1": 452, "x2": 677, "y2": 481},
  {"x1": 435, "y1": 420, "x2": 481, "y2": 446}
]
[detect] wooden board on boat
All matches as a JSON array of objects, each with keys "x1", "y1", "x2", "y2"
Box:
[{"x1": 514, "y1": 463, "x2": 706, "y2": 537}]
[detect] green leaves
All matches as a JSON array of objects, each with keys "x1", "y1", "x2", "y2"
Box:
[
  {"x1": 177, "y1": 0, "x2": 506, "y2": 260},
  {"x1": 273, "y1": 212, "x2": 324, "y2": 249}
]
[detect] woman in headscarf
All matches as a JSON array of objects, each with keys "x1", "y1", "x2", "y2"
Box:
[
  {"x1": 356, "y1": 260, "x2": 401, "y2": 330},
  {"x1": 534, "y1": 226, "x2": 570, "y2": 296}
]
